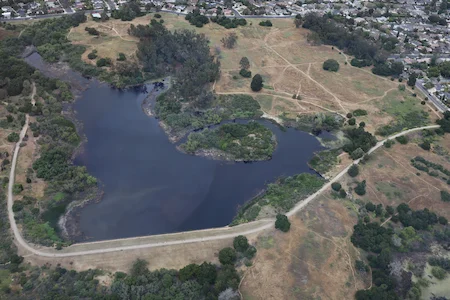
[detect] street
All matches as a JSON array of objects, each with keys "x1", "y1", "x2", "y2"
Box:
[{"x1": 416, "y1": 80, "x2": 449, "y2": 113}]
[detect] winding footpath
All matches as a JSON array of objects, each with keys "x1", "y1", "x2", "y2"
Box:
[{"x1": 7, "y1": 103, "x2": 439, "y2": 258}]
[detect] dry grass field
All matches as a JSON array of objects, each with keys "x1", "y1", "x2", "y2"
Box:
[
  {"x1": 343, "y1": 134, "x2": 450, "y2": 220},
  {"x1": 68, "y1": 13, "x2": 437, "y2": 136},
  {"x1": 240, "y1": 194, "x2": 368, "y2": 299}
]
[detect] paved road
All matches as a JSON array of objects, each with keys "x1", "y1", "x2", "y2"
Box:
[
  {"x1": 7, "y1": 119, "x2": 440, "y2": 257},
  {"x1": 416, "y1": 81, "x2": 448, "y2": 113}
]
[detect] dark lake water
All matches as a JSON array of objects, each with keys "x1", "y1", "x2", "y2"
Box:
[
  {"x1": 73, "y1": 83, "x2": 325, "y2": 241},
  {"x1": 25, "y1": 52, "x2": 326, "y2": 241}
]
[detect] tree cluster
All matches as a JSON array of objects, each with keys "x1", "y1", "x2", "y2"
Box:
[
  {"x1": 185, "y1": 9, "x2": 210, "y2": 27},
  {"x1": 129, "y1": 22, "x2": 220, "y2": 100},
  {"x1": 211, "y1": 16, "x2": 247, "y2": 29},
  {"x1": 343, "y1": 127, "x2": 377, "y2": 159}
]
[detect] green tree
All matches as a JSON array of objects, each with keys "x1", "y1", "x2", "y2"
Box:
[
  {"x1": 275, "y1": 214, "x2": 291, "y2": 232},
  {"x1": 323, "y1": 59, "x2": 340, "y2": 72},
  {"x1": 407, "y1": 73, "x2": 417, "y2": 87},
  {"x1": 348, "y1": 164, "x2": 359, "y2": 177},
  {"x1": 239, "y1": 57, "x2": 250, "y2": 70},
  {"x1": 219, "y1": 247, "x2": 237, "y2": 265},
  {"x1": 233, "y1": 235, "x2": 249, "y2": 252},
  {"x1": 250, "y1": 74, "x2": 263, "y2": 92}
]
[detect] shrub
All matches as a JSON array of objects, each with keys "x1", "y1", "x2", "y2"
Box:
[
  {"x1": 250, "y1": 74, "x2": 263, "y2": 92},
  {"x1": 323, "y1": 59, "x2": 339, "y2": 72},
  {"x1": 395, "y1": 136, "x2": 408, "y2": 144},
  {"x1": 219, "y1": 247, "x2": 237, "y2": 265},
  {"x1": 348, "y1": 164, "x2": 359, "y2": 177},
  {"x1": 12, "y1": 183, "x2": 23, "y2": 194},
  {"x1": 87, "y1": 52, "x2": 97, "y2": 60},
  {"x1": 7, "y1": 132, "x2": 19, "y2": 143},
  {"x1": 12, "y1": 201, "x2": 24, "y2": 212},
  {"x1": 359, "y1": 122, "x2": 365, "y2": 128},
  {"x1": 117, "y1": 53, "x2": 126, "y2": 61},
  {"x1": 439, "y1": 216, "x2": 448, "y2": 225},
  {"x1": 96, "y1": 57, "x2": 112, "y2": 67},
  {"x1": 384, "y1": 139, "x2": 395, "y2": 148},
  {"x1": 233, "y1": 235, "x2": 249, "y2": 252},
  {"x1": 353, "y1": 109, "x2": 368, "y2": 116},
  {"x1": 420, "y1": 141, "x2": 431, "y2": 150},
  {"x1": 245, "y1": 245, "x2": 257, "y2": 259},
  {"x1": 441, "y1": 190, "x2": 450, "y2": 202},
  {"x1": 351, "y1": 148, "x2": 365, "y2": 160},
  {"x1": 348, "y1": 118, "x2": 356, "y2": 126},
  {"x1": 259, "y1": 20, "x2": 272, "y2": 27},
  {"x1": 154, "y1": 13, "x2": 162, "y2": 18},
  {"x1": 355, "y1": 180, "x2": 366, "y2": 196},
  {"x1": 275, "y1": 214, "x2": 291, "y2": 232},
  {"x1": 431, "y1": 267, "x2": 447, "y2": 280},
  {"x1": 339, "y1": 188, "x2": 347, "y2": 198},
  {"x1": 85, "y1": 26, "x2": 99, "y2": 36},
  {"x1": 346, "y1": 113, "x2": 353, "y2": 118},
  {"x1": 331, "y1": 182, "x2": 342, "y2": 191},
  {"x1": 239, "y1": 69, "x2": 251, "y2": 78}
]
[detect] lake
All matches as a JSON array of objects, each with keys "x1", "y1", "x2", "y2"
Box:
[{"x1": 26, "y1": 53, "x2": 326, "y2": 242}]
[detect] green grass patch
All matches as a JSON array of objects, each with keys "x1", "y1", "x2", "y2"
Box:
[
  {"x1": 375, "y1": 182, "x2": 404, "y2": 200},
  {"x1": 376, "y1": 90, "x2": 429, "y2": 136},
  {"x1": 53, "y1": 192, "x2": 65, "y2": 202}
]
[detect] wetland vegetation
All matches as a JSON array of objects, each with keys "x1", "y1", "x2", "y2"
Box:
[{"x1": 181, "y1": 121, "x2": 276, "y2": 161}]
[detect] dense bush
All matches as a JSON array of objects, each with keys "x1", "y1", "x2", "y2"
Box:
[
  {"x1": 117, "y1": 53, "x2": 126, "y2": 61},
  {"x1": 351, "y1": 221, "x2": 393, "y2": 253},
  {"x1": 353, "y1": 109, "x2": 368, "y2": 116},
  {"x1": 84, "y1": 27, "x2": 99, "y2": 36},
  {"x1": 323, "y1": 59, "x2": 340, "y2": 72},
  {"x1": 7, "y1": 132, "x2": 19, "y2": 142},
  {"x1": 275, "y1": 214, "x2": 291, "y2": 232},
  {"x1": 441, "y1": 190, "x2": 450, "y2": 202},
  {"x1": 259, "y1": 20, "x2": 272, "y2": 27},
  {"x1": 395, "y1": 135, "x2": 408, "y2": 144},
  {"x1": 239, "y1": 69, "x2": 252, "y2": 78},
  {"x1": 96, "y1": 57, "x2": 112, "y2": 67}
]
